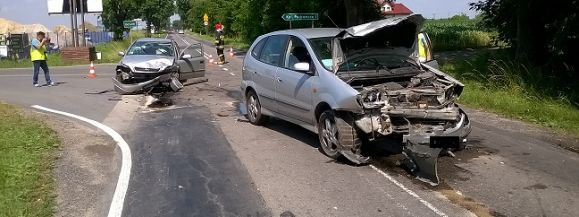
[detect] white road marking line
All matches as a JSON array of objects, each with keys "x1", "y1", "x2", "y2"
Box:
[
  {"x1": 31, "y1": 105, "x2": 132, "y2": 217},
  {"x1": 229, "y1": 72, "x2": 235, "y2": 76},
  {"x1": 369, "y1": 165, "x2": 448, "y2": 217},
  {"x1": 223, "y1": 68, "x2": 229, "y2": 71}
]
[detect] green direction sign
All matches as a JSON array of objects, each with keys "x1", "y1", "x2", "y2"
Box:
[
  {"x1": 123, "y1": 20, "x2": 137, "y2": 28},
  {"x1": 282, "y1": 13, "x2": 319, "y2": 22}
]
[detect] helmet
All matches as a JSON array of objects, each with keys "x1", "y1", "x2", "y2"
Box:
[{"x1": 215, "y1": 23, "x2": 223, "y2": 30}]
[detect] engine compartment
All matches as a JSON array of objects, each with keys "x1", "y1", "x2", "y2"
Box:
[{"x1": 349, "y1": 67, "x2": 464, "y2": 137}]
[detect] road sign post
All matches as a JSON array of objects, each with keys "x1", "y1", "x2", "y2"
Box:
[
  {"x1": 123, "y1": 20, "x2": 137, "y2": 29},
  {"x1": 281, "y1": 13, "x2": 319, "y2": 29},
  {"x1": 123, "y1": 20, "x2": 137, "y2": 42}
]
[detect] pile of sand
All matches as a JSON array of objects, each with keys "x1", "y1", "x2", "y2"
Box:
[{"x1": 0, "y1": 18, "x2": 50, "y2": 34}]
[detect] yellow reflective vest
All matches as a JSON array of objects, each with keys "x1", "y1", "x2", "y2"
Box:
[
  {"x1": 418, "y1": 34, "x2": 427, "y2": 62},
  {"x1": 30, "y1": 40, "x2": 47, "y2": 61}
]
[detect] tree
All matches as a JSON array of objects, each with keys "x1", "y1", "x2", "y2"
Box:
[
  {"x1": 102, "y1": 0, "x2": 138, "y2": 40},
  {"x1": 139, "y1": 0, "x2": 175, "y2": 35},
  {"x1": 471, "y1": 0, "x2": 578, "y2": 77},
  {"x1": 180, "y1": 0, "x2": 382, "y2": 41},
  {"x1": 176, "y1": 0, "x2": 192, "y2": 29},
  {"x1": 172, "y1": 20, "x2": 183, "y2": 30}
]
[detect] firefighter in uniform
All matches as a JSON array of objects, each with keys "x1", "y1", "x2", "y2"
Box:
[{"x1": 214, "y1": 23, "x2": 226, "y2": 64}]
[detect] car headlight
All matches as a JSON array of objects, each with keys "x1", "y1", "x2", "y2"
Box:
[{"x1": 121, "y1": 72, "x2": 131, "y2": 80}]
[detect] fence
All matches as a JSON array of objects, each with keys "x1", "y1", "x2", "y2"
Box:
[{"x1": 46, "y1": 31, "x2": 128, "y2": 48}]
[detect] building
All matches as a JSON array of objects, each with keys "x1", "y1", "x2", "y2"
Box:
[{"x1": 376, "y1": 1, "x2": 413, "y2": 17}]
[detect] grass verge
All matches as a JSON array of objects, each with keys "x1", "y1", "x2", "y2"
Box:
[
  {"x1": 188, "y1": 32, "x2": 250, "y2": 50},
  {"x1": 442, "y1": 52, "x2": 579, "y2": 136},
  {"x1": 0, "y1": 103, "x2": 59, "y2": 216}
]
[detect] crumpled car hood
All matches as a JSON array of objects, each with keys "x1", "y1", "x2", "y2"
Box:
[
  {"x1": 120, "y1": 55, "x2": 174, "y2": 71},
  {"x1": 332, "y1": 14, "x2": 425, "y2": 73}
]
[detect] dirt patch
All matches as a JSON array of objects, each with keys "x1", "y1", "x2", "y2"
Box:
[
  {"x1": 27, "y1": 110, "x2": 119, "y2": 217},
  {"x1": 433, "y1": 183, "x2": 495, "y2": 217},
  {"x1": 524, "y1": 183, "x2": 548, "y2": 190}
]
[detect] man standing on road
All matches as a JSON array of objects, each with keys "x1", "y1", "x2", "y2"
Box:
[
  {"x1": 214, "y1": 23, "x2": 226, "y2": 64},
  {"x1": 30, "y1": 31, "x2": 55, "y2": 87}
]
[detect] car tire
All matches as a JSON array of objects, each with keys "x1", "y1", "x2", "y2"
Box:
[
  {"x1": 178, "y1": 71, "x2": 187, "y2": 83},
  {"x1": 318, "y1": 110, "x2": 362, "y2": 160},
  {"x1": 246, "y1": 90, "x2": 269, "y2": 125}
]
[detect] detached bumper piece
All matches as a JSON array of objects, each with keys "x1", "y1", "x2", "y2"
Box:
[{"x1": 401, "y1": 110, "x2": 471, "y2": 185}]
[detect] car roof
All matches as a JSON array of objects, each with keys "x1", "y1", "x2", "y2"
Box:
[
  {"x1": 268, "y1": 28, "x2": 341, "y2": 39},
  {"x1": 135, "y1": 38, "x2": 173, "y2": 43}
]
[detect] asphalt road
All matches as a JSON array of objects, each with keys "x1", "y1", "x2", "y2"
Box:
[{"x1": 0, "y1": 33, "x2": 578, "y2": 217}]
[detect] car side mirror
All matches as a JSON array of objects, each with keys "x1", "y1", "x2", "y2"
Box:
[
  {"x1": 294, "y1": 62, "x2": 311, "y2": 73},
  {"x1": 181, "y1": 54, "x2": 192, "y2": 59},
  {"x1": 118, "y1": 51, "x2": 125, "y2": 57}
]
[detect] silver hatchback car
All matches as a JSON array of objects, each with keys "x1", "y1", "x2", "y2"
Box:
[{"x1": 241, "y1": 15, "x2": 471, "y2": 184}]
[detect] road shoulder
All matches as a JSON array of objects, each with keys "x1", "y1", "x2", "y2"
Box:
[{"x1": 31, "y1": 111, "x2": 120, "y2": 217}]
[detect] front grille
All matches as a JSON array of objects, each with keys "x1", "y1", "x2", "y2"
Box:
[
  {"x1": 132, "y1": 72, "x2": 162, "y2": 82},
  {"x1": 134, "y1": 67, "x2": 160, "y2": 72}
]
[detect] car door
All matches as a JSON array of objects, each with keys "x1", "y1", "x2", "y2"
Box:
[
  {"x1": 274, "y1": 36, "x2": 314, "y2": 124},
  {"x1": 250, "y1": 35, "x2": 288, "y2": 111},
  {"x1": 177, "y1": 42, "x2": 206, "y2": 80}
]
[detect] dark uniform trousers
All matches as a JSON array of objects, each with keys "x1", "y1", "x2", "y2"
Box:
[{"x1": 215, "y1": 31, "x2": 225, "y2": 63}]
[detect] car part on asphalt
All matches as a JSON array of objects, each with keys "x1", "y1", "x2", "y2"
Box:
[{"x1": 241, "y1": 14, "x2": 471, "y2": 185}]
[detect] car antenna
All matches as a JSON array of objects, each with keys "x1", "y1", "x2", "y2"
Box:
[{"x1": 324, "y1": 11, "x2": 341, "y2": 29}]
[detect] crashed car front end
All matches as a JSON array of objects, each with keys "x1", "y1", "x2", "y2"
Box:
[
  {"x1": 331, "y1": 14, "x2": 471, "y2": 185},
  {"x1": 113, "y1": 58, "x2": 183, "y2": 95},
  {"x1": 352, "y1": 65, "x2": 471, "y2": 184}
]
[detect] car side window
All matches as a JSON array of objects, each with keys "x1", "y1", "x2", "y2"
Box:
[
  {"x1": 258, "y1": 35, "x2": 288, "y2": 67},
  {"x1": 283, "y1": 36, "x2": 311, "y2": 71},
  {"x1": 251, "y1": 37, "x2": 267, "y2": 58}
]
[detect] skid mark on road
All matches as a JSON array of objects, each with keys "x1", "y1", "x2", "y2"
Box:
[
  {"x1": 370, "y1": 165, "x2": 448, "y2": 217},
  {"x1": 32, "y1": 105, "x2": 132, "y2": 217}
]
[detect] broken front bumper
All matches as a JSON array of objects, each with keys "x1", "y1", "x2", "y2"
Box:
[
  {"x1": 401, "y1": 109, "x2": 471, "y2": 185},
  {"x1": 112, "y1": 73, "x2": 183, "y2": 95}
]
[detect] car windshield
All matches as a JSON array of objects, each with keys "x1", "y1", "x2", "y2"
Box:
[
  {"x1": 309, "y1": 37, "x2": 417, "y2": 72},
  {"x1": 127, "y1": 41, "x2": 174, "y2": 56},
  {"x1": 309, "y1": 37, "x2": 334, "y2": 71},
  {"x1": 337, "y1": 52, "x2": 416, "y2": 72}
]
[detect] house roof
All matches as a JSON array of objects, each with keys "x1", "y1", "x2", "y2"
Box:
[{"x1": 383, "y1": 3, "x2": 413, "y2": 15}]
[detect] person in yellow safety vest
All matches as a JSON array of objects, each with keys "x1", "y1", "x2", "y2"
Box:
[
  {"x1": 214, "y1": 23, "x2": 226, "y2": 64},
  {"x1": 417, "y1": 32, "x2": 432, "y2": 63},
  {"x1": 30, "y1": 31, "x2": 55, "y2": 87}
]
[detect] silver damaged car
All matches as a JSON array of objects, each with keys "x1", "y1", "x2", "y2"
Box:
[
  {"x1": 113, "y1": 38, "x2": 205, "y2": 95},
  {"x1": 241, "y1": 14, "x2": 471, "y2": 185}
]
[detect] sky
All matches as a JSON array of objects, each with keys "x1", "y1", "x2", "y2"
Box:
[
  {"x1": 0, "y1": 0, "x2": 477, "y2": 31},
  {"x1": 398, "y1": 0, "x2": 478, "y2": 19},
  {"x1": 0, "y1": 0, "x2": 98, "y2": 30}
]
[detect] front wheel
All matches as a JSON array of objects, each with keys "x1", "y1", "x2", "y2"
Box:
[{"x1": 317, "y1": 111, "x2": 342, "y2": 159}]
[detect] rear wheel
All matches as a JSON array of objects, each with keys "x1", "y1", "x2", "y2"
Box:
[{"x1": 246, "y1": 90, "x2": 269, "y2": 125}]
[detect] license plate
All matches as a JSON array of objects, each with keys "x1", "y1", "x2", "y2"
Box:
[{"x1": 430, "y1": 136, "x2": 460, "y2": 149}]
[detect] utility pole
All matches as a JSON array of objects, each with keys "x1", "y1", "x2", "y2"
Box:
[
  {"x1": 72, "y1": 0, "x2": 79, "y2": 47},
  {"x1": 68, "y1": 0, "x2": 76, "y2": 47},
  {"x1": 80, "y1": 0, "x2": 86, "y2": 46}
]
